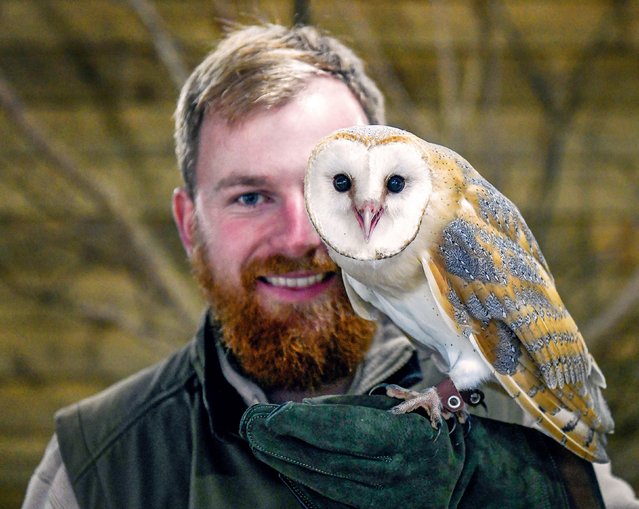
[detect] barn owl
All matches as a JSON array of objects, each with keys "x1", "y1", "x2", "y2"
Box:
[{"x1": 304, "y1": 125, "x2": 614, "y2": 463}]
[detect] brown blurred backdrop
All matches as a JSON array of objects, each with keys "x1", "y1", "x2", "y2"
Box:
[{"x1": 1, "y1": 1, "x2": 638, "y2": 507}]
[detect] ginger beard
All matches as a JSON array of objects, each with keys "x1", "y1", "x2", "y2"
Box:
[{"x1": 190, "y1": 220, "x2": 376, "y2": 391}]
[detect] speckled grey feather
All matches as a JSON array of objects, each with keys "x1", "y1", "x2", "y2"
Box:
[
  {"x1": 440, "y1": 219, "x2": 505, "y2": 284},
  {"x1": 493, "y1": 322, "x2": 521, "y2": 375}
]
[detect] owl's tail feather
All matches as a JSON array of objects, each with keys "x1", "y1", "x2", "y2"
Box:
[
  {"x1": 469, "y1": 324, "x2": 611, "y2": 462},
  {"x1": 584, "y1": 362, "x2": 615, "y2": 434},
  {"x1": 494, "y1": 353, "x2": 612, "y2": 463}
]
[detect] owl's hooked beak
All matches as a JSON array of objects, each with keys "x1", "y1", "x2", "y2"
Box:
[{"x1": 354, "y1": 202, "x2": 384, "y2": 242}]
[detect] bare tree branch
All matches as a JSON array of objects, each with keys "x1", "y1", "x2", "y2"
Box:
[
  {"x1": 293, "y1": 0, "x2": 311, "y2": 25},
  {"x1": 431, "y1": 0, "x2": 460, "y2": 144},
  {"x1": 0, "y1": 71, "x2": 200, "y2": 328},
  {"x1": 127, "y1": 0, "x2": 190, "y2": 90},
  {"x1": 584, "y1": 268, "x2": 639, "y2": 346},
  {"x1": 338, "y1": 2, "x2": 435, "y2": 137},
  {"x1": 2, "y1": 277, "x2": 180, "y2": 356},
  {"x1": 427, "y1": 0, "x2": 507, "y2": 163},
  {"x1": 490, "y1": 1, "x2": 625, "y2": 243},
  {"x1": 473, "y1": 0, "x2": 505, "y2": 189}
]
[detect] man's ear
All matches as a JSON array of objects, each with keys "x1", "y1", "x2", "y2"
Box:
[{"x1": 172, "y1": 187, "x2": 195, "y2": 257}]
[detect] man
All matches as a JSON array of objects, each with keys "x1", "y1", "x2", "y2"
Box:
[{"x1": 22, "y1": 23, "x2": 637, "y2": 508}]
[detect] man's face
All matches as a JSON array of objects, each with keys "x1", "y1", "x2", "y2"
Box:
[{"x1": 173, "y1": 77, "x2": 376, "y2": 390}]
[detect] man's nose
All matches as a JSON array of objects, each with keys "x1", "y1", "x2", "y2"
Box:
[{"x1": 271, "y1": 192, "x2": 323, "y2": 258}]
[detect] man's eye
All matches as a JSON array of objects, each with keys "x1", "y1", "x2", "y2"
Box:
[{"x1": 236, "y1": 192, "x2": 265, "y2": 206}]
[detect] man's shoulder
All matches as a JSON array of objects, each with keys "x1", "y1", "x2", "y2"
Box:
[
  {"x1": 58, "y1": 338, "x2": 197, "y2": 422},
  {"x1": 55, "y1": 339, "x2": 199, "y2": 479}
]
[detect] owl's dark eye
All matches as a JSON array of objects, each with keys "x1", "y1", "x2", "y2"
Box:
[
  {"x1": 333, "y1": 174, "x2": 352, "y2": 192},
  {"x1": 387, "y1": 175, "x2": 405, "y2": 193}
]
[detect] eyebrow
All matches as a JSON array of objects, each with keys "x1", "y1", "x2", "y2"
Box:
[{"x1": 213, "y1": 175, "x2": 270, "y2": 192}]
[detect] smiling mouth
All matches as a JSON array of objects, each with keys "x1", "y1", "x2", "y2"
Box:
[{"x1": 260, "y1": 272, "x2": 335, "y2": 289}]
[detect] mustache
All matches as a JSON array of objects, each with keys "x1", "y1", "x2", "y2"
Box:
[{"x1": 241, "y1": 251, "x2": 339, "y2": 289}]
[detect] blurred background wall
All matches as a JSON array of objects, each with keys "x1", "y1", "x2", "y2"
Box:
[{"x1": 1, "y1": 1, "x2": 638, "y2": 506}]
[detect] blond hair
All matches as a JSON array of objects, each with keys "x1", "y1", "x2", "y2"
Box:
[{"x1": 174, "y1": 24, "x2": 385, "y2": 197}]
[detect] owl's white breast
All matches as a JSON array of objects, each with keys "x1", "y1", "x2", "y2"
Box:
[{"x1": 343, "y1": 269, "x2": 492, "y2": 389}]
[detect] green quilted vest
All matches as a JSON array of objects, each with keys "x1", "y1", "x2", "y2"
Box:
[{"x1": 55, "y1": 315, "x2": 299, "y2": 508}]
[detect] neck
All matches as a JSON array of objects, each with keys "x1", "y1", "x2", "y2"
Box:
[{"x1": 265, "y1": 376, "x2": 353, "y2": 404}]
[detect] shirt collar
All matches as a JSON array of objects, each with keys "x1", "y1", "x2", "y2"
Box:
[{"x1": 191, "y1": 312, "x2": 248, "y2": 441}]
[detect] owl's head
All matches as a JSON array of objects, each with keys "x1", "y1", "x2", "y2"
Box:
[{"x1": 305, "y1": 125, "x2": 432, "y2": 260}]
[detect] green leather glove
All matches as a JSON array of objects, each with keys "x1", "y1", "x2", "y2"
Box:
[{"x1": 239, "y1": 394, "x2": 604, "y2": 509}]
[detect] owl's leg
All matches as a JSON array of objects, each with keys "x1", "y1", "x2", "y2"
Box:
[{"x1": 386, "y1": 384, "x2": 443, "y2": 429}]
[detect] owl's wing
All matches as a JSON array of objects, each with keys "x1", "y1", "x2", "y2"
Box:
[
  {"x1": 341, "y1": 271, "x2": 379, "y2": 321},
  {"x1": 429, "y1": 176, "x2": 613, "y2": 463}
]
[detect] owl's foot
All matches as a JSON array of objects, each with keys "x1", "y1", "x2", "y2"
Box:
[
  {"x1": 386, "y1": 378, "x2": 474, "y2": 429},
  {"x1": 386, "y1": 384, "x2": 443, "y2": 429}
]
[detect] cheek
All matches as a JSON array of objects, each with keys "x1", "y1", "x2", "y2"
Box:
[{"x1": 208, "y1": 217, "x2": 272, "y2": 268}]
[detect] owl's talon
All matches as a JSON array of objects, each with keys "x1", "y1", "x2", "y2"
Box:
[
  {"x1": 456, "y1": 409, "x2": 469, "y2": 424},
  {"x1": 368, "y1": 383, "x2": 387, "y2": 395},
  {"x1": 463, "y1": 415, "x2": 473, "y2": 437},
  {"x1": 386, "y1": 385, "x2": 443, "y2": 429}
]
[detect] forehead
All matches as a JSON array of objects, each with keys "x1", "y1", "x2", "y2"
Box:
[{"x1": 194, "y1": 77, "x2": 369, "y2": 193}]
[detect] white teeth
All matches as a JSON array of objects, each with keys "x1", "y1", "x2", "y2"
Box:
[{"x1": 264, "y1": 274, "x2": 326, "y2": 288}]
